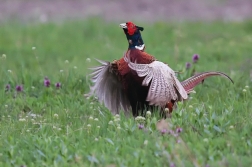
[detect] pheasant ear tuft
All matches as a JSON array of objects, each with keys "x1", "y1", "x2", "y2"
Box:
[{"x1": 136, "y1": 26, "x2": 144, "y2": 31}]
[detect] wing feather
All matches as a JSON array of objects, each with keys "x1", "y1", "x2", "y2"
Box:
[
  {"x1": 87, "y1": 59, "x2": 131, "y2": 114},
  {"x1": 124, "y1": 58, "x2": 188, "y2": 107}
]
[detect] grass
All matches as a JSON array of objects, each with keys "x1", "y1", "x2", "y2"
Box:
[{"x1": 0, "y1": 18, "x2": 252, "y2": 166}]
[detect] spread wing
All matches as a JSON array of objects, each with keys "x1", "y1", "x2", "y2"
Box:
[
  {"x1": 124, "y1": 55, "x2": 188, "y2": 106},
  {"x1": 87, "y1": 59, "x2": 131, "y2": 114}
]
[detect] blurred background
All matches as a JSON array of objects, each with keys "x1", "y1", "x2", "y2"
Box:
[
  {"x1": 0, "y1": 0, "x2": 252, "y2": 87},
  {"x1": 1, "y1": 0, "x2": 252, "y2": 23}
]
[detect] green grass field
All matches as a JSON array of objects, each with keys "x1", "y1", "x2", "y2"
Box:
[{"x1": 0, "y1": 18, "x2": 252, "y2": 167}]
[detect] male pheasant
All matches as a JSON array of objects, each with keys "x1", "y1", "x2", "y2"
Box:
[{"x1": 87, "y1": 22, "x2": 233, "y2": 117}]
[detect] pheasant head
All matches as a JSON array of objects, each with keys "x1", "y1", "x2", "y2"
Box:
[{"x1": 119, "y1": 22, "x2": 145, "y2": 50}]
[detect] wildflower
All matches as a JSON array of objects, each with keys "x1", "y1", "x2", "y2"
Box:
[
  {"x1": 161, "y1": 129, "x2": 167, "y2": 135},
  {"x1": 89, "y1": 116, "x2": 94, "y2": 120},
  {"x1": 168, "y1": 130, "x2": 174, "y2": 135},
  {"x1": 173, "y1": 133, "x2": 179, "y2": 137},
  {"x1": 87, "y1": 124, "x2": 91, "y2": 128},
  {"x1": 114, "y1": 118, "x2": 120, "y2": 122},
  {"x1": 5, "y1": 84, "x2": 10, "y2": 91},
  {"x1": 170, "y1": 163, "x2": 176, "y2": 167},
  {"x1": 65, "y1": 60, "x2": 69, "y2": 64},
  {"x1": 135, "y1": 116, "x2": 146, "y2": 124},
  {"x1": 44, "y1": 77, "x2": 50, "y2": 87},
  {"x1": 16, "y1": 85, "x2": 23, "y2": 92},
  {"x1": 55, "y1": 82, "x2": 61, "y2": 89},
  {"x1": 176, "y1": 127, "x2": 183, "y2": 133},
  {"x1": 5, "y1": 105, "x2": 8, "y2": 108},
  {"x1": 60, "y1": 70, "x2": 64, "y2": 73},
  {"x1": 203, "y1": 138, "x2": 209, "y2": 143},
  {"x1": 115, "y1": 114, "x2": 120, "y2": 118},
  {"x1": 117, "y1": 126, "x2": 121, "y2": 130},
  {"x1": 53, "y1": 114, "x2": 59, "y2": 118},
  {"x1": 108, "y1": 120, "x2": 113, "y2": 125},
  {"x1": 245, "y1": 85, "x2": 249, "y2": 89},
  {"x1": 2, "y1": 54, "x2": 6, "y2": 59},
  {"x1": 95, "y1": 138, "x2": 99, "y2": 141},
  {"x1": 7, "y1": 70, "x2": 12, "y2": 73},
  {"x1": 86, "y1": 58, "x2": 91, "y2": 62},
  {"x1": 144, "y1": 140, "x2": 148, "y2": 145},
  {"x1": 32, "y1": 47, "x2": 36, "y2": 50},
  {"x1": 190, "y1": 90, "x2": 196, "y2": 94},
  {"x1": 138, "y1": 124, "x2": 144, "y2": 129},
  {"x1": 19, "y1": 118, "x2": 26, "y2": 122},
  {"x1": 94, "y1": 118, "x2": 98, "y2": 121},
  {"x1": 229, "y1": 125, "x2": 234, "y2": 129},
  {"x1": 146, "y1": 111, "x2": 151, "y2": 118},
  {"x1": 164, "y1": 108, "x2": 169, "y2": 112},
  {"x1": 74, "y1": 66, "x2": 77, "y2": 69},
  {"x1": 31, "y1": 86, "x2": 35, "y2": 89},
  {"x1": 192, "y1": 54, "x2": 200, "y2": 63},
  {"x1": 243, "y1": 89, "x2": 247, "y2": 92},
  {"x1": 185, "y1": 62, "x2": 191, "y2": 69},
  {"x1": 97, "y1": 126, "x2": 100, "y2": 129},
  {"x1": 58, "y1": 128, "x2": 62, "y2": 131},
  {"x1": 189, "y1": 105, "x2": 193, "y2": 108},
  {"x1": 177, "y1": 139, "x2": 181, "y2": 143}
]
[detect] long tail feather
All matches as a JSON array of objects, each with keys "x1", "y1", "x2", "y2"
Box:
[{"x1": 181, "y1": 71, "x2": 234, "y2": 93}]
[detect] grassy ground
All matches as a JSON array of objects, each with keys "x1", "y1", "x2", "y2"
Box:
[{"x1": 0, "y1": 19, "x2": 252, "y2": 167}]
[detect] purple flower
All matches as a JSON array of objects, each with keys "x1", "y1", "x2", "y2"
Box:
[
  {"x1": 192, "y1": 54, "x2": 199, "y2": 63},
  {"x1": 138, "y1": 124, "x2": 144, "y2": 129},
  {"x1": 5, "y1": 84, "x2": 10, "y2": 91},
  {"x1": 44, "y1": 77, "x2": 50, "y2": 87},
  {"x1": 55, "y1": 82, "x2": 61, "y2": 89},
  {"x1": 16, "y1": 85, "x2": 23, "y2": 92},
  {"x1": 167, "y1": 130, "x2": 174, "y2": 135},
  {"x1": 176, "y1": 127, "x2": 183, "y2": 134},
  {"x1": 173, "y1": 133, "x2": 179, "y2": 137},
  {"x1": 170, "y1": 163, "x2": 176, "y2": 167},
  {"x1": 186, "y1": 62, "x2": 191, "y2": 69},
  {"x1": 161, "y1": 129, "x2": 167, "y2": 135}
]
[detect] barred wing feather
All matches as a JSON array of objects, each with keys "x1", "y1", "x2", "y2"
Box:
[
  {"x1": 125, "y1": 56, "x2": 188, "y2": 106},
  {"x1": 88, "y1": 59, "x2": 131, "y2": 114}
]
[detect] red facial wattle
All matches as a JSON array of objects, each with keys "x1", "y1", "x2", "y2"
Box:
[{"x1": 126, "y1": 22, "x2": 137, "y2": 35}]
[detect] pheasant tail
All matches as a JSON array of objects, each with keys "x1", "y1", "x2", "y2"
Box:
[{"x1": 181, "y1": 71, "x2": 234, "y2": 93}]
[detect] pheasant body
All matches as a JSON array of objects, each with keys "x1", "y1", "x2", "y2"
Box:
[{"x1": 87, "y1": 22, "x2": 234, "y2": 117}]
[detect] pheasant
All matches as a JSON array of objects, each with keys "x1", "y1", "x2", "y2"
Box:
[{"x1": 87, "y1": 22, "x2": 233, "y2": 117}]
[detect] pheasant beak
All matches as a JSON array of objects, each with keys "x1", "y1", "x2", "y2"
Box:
[{"x1": 119, "y1": 23, "x2": 127, "y2": 29}]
